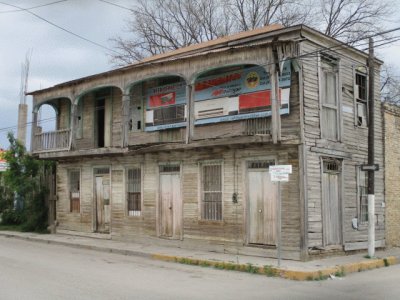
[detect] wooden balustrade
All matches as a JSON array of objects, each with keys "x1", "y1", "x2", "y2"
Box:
[{"x1": 33, "y1": 129, "x2": 71, "y2": 153}]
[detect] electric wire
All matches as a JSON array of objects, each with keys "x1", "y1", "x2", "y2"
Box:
[
  {"x1": 0, "y1": 0, "x2": 68, "y2": 14},
  {"x1": 0, "y1": 1, "x2": 123, "y2": 56},
  {"x1": 1, "y1": 27, "x2": 400, "y2": 134}
]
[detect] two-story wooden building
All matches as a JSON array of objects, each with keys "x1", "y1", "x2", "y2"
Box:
[{"x1": 28, "y1": 24, "x2": 385, "y2": 260}]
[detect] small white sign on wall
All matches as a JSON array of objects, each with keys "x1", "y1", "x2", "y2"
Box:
[{"x1": 269, "y1": 165, "x2": 292, "y2": 182}]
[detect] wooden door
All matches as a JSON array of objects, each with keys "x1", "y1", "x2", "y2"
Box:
[
  {"x1": 322, "y1": 160, "x2": 341, "y2": 246},
  {"x1": 95, "y1": 176, "x2": 111, "y2": 233},
  {"x1": 159, "y1": 171, "x2": 181, "y2": 238},
  {"x1": 248, "y1": 166, "x2": 277, "y2": 245}
]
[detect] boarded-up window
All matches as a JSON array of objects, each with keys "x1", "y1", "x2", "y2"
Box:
[
  {"x1": 321, "y1": 57, "x2": 339, "y2": 140},
  {"x1": 69, "y1": 170, "x2": 80, "y2": 213},
  {"x1": 201, "y1": 163, "x2": 222, "y2": 221},
  {"x1": 127, "y1": 168, "x2": 141, "y2": 216},
  {"x1": 357, "y1": 167, "x2": 368, "y2": 223},
  {"x1": 355, "y1": 72, "x2": 368, "y2": 127}
]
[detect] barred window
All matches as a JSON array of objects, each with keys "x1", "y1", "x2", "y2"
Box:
[
  {"x1": 69, "y1": 170, "x2": 80, "y2": 213},
  {"x1": 127, "y1": 168, "x2": 141, "y2": 216},
  {"x1": 201, "y1": 163, "x2": 222, "y2": 221}
]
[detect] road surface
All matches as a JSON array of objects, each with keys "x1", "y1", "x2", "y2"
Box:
[{"x1": 0, "y1": 236, "x2": 398, "y2": 300}]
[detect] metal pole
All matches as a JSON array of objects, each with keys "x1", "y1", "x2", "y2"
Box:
[
  {"x1": 367, "y1": 37, "x2": 375, "y2": 258},
  {"x1": 277, "y1": 181, "x2": 282, "y2": 267}
]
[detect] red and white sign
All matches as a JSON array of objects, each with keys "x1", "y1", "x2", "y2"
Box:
[
  {"x1": 0, "y1": 150, "x2": 7, "y2": 172},
  {"x1": 149, "y1": 92, "x2": 176, "y2": 107}
]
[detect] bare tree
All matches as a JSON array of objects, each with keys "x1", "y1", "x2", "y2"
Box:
[
  {"x1": 109, "y1": 0, "x2": 233, "y2": 65},
  {"x1": 109, "y1": 0, "x2": 393, "y2": 65},
  {"x1": 315, "y1": 0, "x2": 393, "y2": 44},
  {"x1": 381, "y1": 65, "x2": 400, "y2": 104}
]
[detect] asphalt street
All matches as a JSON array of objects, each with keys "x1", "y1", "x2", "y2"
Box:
[{"x1": 0, "y1": 236, "x2": 398, "y2": 300}]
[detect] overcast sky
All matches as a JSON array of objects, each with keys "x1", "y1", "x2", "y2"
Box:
[
  {"x1": 0, "y1": 0, "x2": 133, "y2": 149},
  {"x1": 0, "y1": 0, "x2": 399, "y2": 150}
]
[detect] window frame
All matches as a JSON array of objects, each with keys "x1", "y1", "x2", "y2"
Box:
[
  {"x1": 125, "y1": 165, "x2": 143, "y2": 217},
  {"x1": 198, "y1": 160, "x2": 224, "y2": 222},
  {"x1": 354, "y1": 68, "x2": 368, "y2": 128},
  {"x1": 319, "y1": 55, "x2": 341, "y2": 141},
  {"x1": 356, "y1": 166, "x2": 369, "y2": 226},
  {"x1": 68, "y1": 169, "x2": 81, "y2": 214}
]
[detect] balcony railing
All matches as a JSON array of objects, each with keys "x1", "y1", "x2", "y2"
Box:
[{"x1": 33, "y1": 129, "x2": 71, "y2": 153}]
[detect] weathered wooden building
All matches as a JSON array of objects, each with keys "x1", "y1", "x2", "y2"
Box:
[{"x1": 28, "y1": 24, "x2": 385, "y2": 260}]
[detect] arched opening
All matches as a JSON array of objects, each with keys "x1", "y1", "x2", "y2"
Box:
[
  {"x1": 32, "y1": 97, "x2": 72, "y2": 152},
  {"x1": 77, "y1": 86, "x2": 122, "y2": 148},
  {"x1": 127, "y1": 75, "x2": 187, "y2": 133},
  {"x1": 37, "y1": 103, "x2": 57, "y2": 133}
]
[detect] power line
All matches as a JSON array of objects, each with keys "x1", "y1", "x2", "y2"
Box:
[
  {"x1": 0, "y1": 0, "x2": 68, "y2": 13},
  {"x1": 0, "y1": 117, "x2": 56, "y2": 133},
  {"x1": 1, "y1": 25, "x2": 399, "y2": 136},
  {"x1": 97, "y1": 0, "x2": 133, "y2": 12},
  {"x1": 0, "y1": 1, "x2": 123, "y2": 56}
]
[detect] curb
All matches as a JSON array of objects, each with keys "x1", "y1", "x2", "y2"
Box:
[
  {"x1": 1, "y1": 232, "x2": 398, "y2": 281},
  {"x1": 150, "y1": 253, "x2": 399, "y2": 280}
]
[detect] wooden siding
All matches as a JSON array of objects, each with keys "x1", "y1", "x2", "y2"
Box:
[
  {"x1": 55, "y1": 145, "x2": 301, "y2": 259},
  {"x1": 300, "y1": 40, "x2": 385, "y2": 251}
]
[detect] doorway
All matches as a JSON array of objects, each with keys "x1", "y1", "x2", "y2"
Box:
[
  {"x1": 159, "y1": 164, "x2": 182, "y2": 239},
  {"x1": 322, "y1": 159, "x2": 342, "y2": 246},
  {"x1": 247, "y1": 160, "x2": 277, "y2": 245},
  {"x1": 94, "y1": 168, "x2": 111, "y2": 233}
]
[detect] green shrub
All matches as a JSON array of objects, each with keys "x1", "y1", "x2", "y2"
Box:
[{"x1": 0, "y1": 209, "x2": 25, "y2": 225}]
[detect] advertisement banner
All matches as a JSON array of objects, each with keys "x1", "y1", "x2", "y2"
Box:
[
  {"x1": 194, "y1": 61, "x2": 291, "y2": 102},
  {"x1": 146, "y1": 81, "x2": 186, "y2": 109}
]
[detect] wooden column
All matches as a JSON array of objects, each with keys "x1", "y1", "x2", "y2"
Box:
[
  {"x1": 30, "y1": 110, "x2": 38, "y2": 153},
  {"x1": 69, "y1": 102, "x2": 77, "y2": 151},
  {"x1": 186, "y1": 84, "x2": 195, "y2": 144},
  {"x1": 270, "y1": 62, "x2": 281, "y2": 144},
  {"x1": 121, "y1": 94, "x2": 131, "y2": 148}
]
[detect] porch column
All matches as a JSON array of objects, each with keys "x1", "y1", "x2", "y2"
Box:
[
  {"x1": 30, "y1": 110, "x2": 38, "y2": 153},
  {"x1": 269, "y1": 47, "x2": 281, "y2": 144},
  {"x1": 186, "y1": 84, "x2": 195, "y2": 144},
  {"x1": 70, "y1": 101, "x2": 77, "y2": 150},
  {"x1": 121, "y1": 94, "x2": 130, "y2": 148}
]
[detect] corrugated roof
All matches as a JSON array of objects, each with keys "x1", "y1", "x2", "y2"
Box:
[{"x1": 137, "y1": 24, "x2": 284, "y2": 64}]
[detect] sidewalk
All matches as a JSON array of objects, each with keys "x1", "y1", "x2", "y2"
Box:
[{"x1": 0, "y1": 230, "x2": 398, "y2": 280}]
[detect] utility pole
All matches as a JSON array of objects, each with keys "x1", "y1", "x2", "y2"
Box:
[{"x1": 367, "y1": 37, "x2": 375, "y2": 258}]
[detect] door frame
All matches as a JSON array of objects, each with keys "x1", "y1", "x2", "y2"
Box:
[
  {"x1": 244, "y1": 156, "x2": 277, "y2": 246},
  {"x1": 156, "y1": 162, "x2": 183, "y2": 240},
  {"x1": 320, "y1": 157, "x2": 343, "y2": 247},
  {"x1": 92, "y1": 166, "x2": 111, "y2": 233}
]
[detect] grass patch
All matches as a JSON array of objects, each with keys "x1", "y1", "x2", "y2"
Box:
[
  {"x1": 383, "y1": 258, "x2": 390, "y2": 267},
  {"x1": 263, "y1": 265, "x2": 277, "y2": 277},
  {"x1": 245, "y1": 263, "x2": 259, "y2": 274},
  {"x1": 364, "y1": 254, "x2": 371, "y2": 259},
  {"x1": 334, "y1": 267, "x2": 346, "y2": 277}
]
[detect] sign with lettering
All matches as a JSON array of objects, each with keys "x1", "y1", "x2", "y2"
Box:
[
  {"x1": 269, "y1": 165, "x2": 292, "y2": 182},
  {"x1": 194, "y1": 61, "x2": 292, "y2": 125}
]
